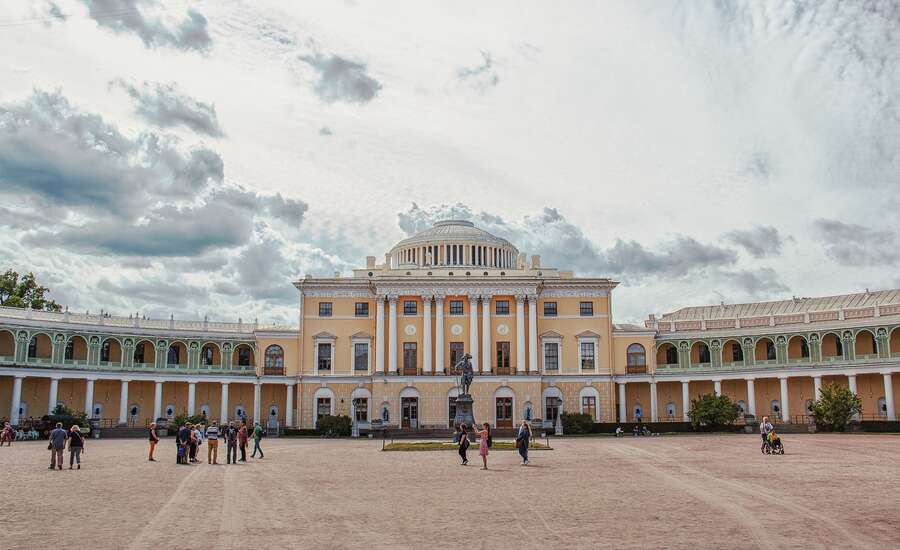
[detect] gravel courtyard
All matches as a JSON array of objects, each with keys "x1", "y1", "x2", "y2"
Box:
[{"x1": 1, "y1": 434, "x2": 897, "y2": 549}]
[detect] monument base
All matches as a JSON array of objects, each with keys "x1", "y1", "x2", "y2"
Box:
[{"x1": 453, "y1": 394, "x2": 476, "y2": 439}]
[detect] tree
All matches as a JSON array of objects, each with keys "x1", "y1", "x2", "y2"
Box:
[
  {"x1": 688, "y1": 393, "x2": 740, "y2": 430},
  {"x1": 0, "y1": 270, "x2": 61, "y2": 311},
  {"x1": 809, "y1": 383, "x2": 862, "y2": 432}
]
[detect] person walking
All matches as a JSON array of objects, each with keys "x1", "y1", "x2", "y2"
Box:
[
  {"x1": 148, "y1": 422, "x2": 159, "y2": 461},
  {"x1": 515, "y1": 419, "x2": 532, "y2": 466},
  {"x1": 1, "y1": 421, "x2": 13, "y2": 446},
  {"x1": 251, "y1": 422, "x2": 264, "y2": 459},
  {"x1": 205, "y1": 421, "x2": 220, "y2": 464},
  {"x1": 68, "y1": 425, "x2": 85, "y2": 469},
  {"x1": 760, "y1": 416, "x2": 774, "y2": 454},
  {"x1": 189, "y1": 424, "x2": 201, "y2": 463},
  {"x1": 238, "y1": 422, "x2": 249, "y2": 462},
  {"x1": 177, "y1": 423, "x2": 191, "y2": 465},
  {"x1": 472, "y1": 422, "x2": 492, "y2": 470},
  {"x1": 457, "y1": 423, "x2": 469, "y2": 466},
  {"x1": 224, "y1": 421, "x2": 238, "y2": 465},
  {"x1": 48, "y1": 422, "x2": 68, "y2": 470}
]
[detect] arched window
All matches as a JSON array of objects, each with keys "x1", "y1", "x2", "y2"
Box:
[
  {"x1": 877, "y1": 397, "x2": 887, "y2": 417},
  {"x1": 201, "y1": 345, "x2": 215, "y2": 366},
  {"x1": 665, "y1": 402, "x2": 676, "y2": 418},
  {"x1": 770, "y1": 400, "x2": 781, "y2": 414},
  {"x1": 28, "y1": 337, "x2": 37, "y2": 358},
  {"x1": 167, "y1": 344, "x2": 180, "y2": 365},
  {"x1": 627, "y1": 344, "x2": 647, "y2": 367},
  {"x1": 65, "y1": 340, "x2": 74, "y2": 360},
  {"x1": 737, "y1": 400, "x2": 747, "y2": 416},
  {"x1": 264, "y1": 345, "x2": 284, "y2": 374},
  {"x1": 100, "y1": 340, "x2": 111, "y2": 362}
]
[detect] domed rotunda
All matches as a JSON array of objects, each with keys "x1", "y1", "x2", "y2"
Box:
[{"x1": 389, "y1": 220, "x2": 519, "y2": 269}]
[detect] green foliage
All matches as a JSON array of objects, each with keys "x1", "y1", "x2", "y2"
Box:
[
  {"x1": 560, "y1": 412, "x2": 594, "y2": 434},
  {"x1": 171, "y1": 413, "x2": 207, "y2": 428},
  {"x1": 0, "y1": 270, "x2": 61, "y2": 311},
  {"x1": 809, "y1": 383, "x2": 862, "y2": 432},
  {"x1": 52, "y1": 403, "x2": 75, "y2": 416},
  {"x1": 45, "y1": 404, "x2": 89, "y2": 430},
  {"x1": 688, "y1": 393, "x2": 740, "y2": 430},
  {"x1": 316, "y1": 415, "x2": 351, "y2": 437}
]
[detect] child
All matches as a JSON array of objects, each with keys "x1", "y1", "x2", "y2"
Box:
[{"x1": 472, "y1": 422, "x2": 491, "y2": 470}]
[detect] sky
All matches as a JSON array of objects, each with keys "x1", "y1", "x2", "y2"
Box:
[{"x1": 0, "y1": 0, "x2": 898, "y2": 325}]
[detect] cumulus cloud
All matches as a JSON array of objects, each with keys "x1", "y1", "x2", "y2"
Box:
[
  {"x1": 80, "y1": 0, "x2": 212, "y2": 52},
  {"x1": 723, "y1": 226, "x2": 788, "y2": 258},
  {"x1": 300, "y1": 54, "x2": 382, "y2": 104},
  {"x1": 812, "y1": 219, "x2": 900, "y2": 266},
  {"x1": 457, "y1": 50, "x2": 499, "y2": 93},
  {"x1": 113, "y1": 80, "x2": 224, "y2": 137}
]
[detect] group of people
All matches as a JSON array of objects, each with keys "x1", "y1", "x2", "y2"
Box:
[
  {"x1": 758, "y1": 416, "x2": 784, "y2": 454},
  {"x1": 46, "y1": 422, "x2": 86, "y2": 470},
  {"x1": 147, "y1": 420, "x2": 265, "y2": 465},
  {"x1": 455, "y1": 419, "x2": 533, "y2": 469}
]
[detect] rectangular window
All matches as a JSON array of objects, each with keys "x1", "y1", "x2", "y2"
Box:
[
  {"x1": 581, "y1": 342, "x2": 595, "y2": 370},
  {"x1": 582, "y1": 396, "x2": 597, "y2": 420},
  {"x1": 317, "y1": 343, "x2": 332, "y2": 371},
  {"x1": 580, "y1": 301, "x2": 593, "y2": 316},
  {"x1": 449, "y1": 300, "x2": 464, "y2": 315},
  {"x1": 403, "y1": 300, "x2": 417, "y2": 315},
  {"x1": 543, "y1": 302, "x2": 558, "y2": 316},
  {"x1": 403, "y1": 342, "x2": 417, "y2": 374},
  {"x1": 317, "y1": 398, "x2": 331, "y2": 419},
  {"x1": 449, "y1": 342, "x2": 465, "y2": 368},
  {"x1": 318, "y1": 302, "x2": 333, "y2": 317},
  {"x1": 354, "y1": 302, "x2": 369, "y2": 317},
  {"x1": 496, "y1": 341, "x2": 510, "y2": 372},
  {"x1": 495, "y1": 300, "x2": 510, "y2": 315},
  {"x1": 544, "y1": 342, "x2": 559, "y2": 370},
  {"x1": 354, "y1": 343, "x2": 368, "y2": 371},
  {"x1": 353, "y1": 398, "x2": 368, "y2": 423}
]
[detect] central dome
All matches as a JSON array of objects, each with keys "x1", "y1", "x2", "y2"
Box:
[{"x1": 390, "y1": 220, "x2": 519, "y2": 268}]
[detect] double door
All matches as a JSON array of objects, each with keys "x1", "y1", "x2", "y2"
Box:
[
  {"x1": 496, "y1": 397, "x2": 513, "y2": 428},
  {"x1": 401, "y1": 397, "x2": 418, "y2": 428}
]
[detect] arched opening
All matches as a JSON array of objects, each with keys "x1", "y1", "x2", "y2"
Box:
[
  {"x1": 690, "y1": 341, "x2": 711, "y2": 365},
  {"x1": 128, "y1": 404, "x2": 140, "y2": 426},
  {"x1": 721, "y1": 339, "x2": 743, "y2": 364},
  {"x1": 664, "y1": 402, "x2": 677, "y2": 419},
  {"x1": 0, "y1": 330, "x2": 15, "y2": 358},
  {"x1": 770, "y1": 400, "x2": 781, "y2": 416},
  {"x1": 313, "y1": 388, "x2": 335, "y2": 429},
  {"x1": 165, "y1": 404, "x2": 176, "y2": 419},
  {"x1": 736, "y1": 400, "x2": 747, "y2": 417},
  {"x1": 494, "y1": 386, "x2": 515, "y2": 427},
  {"x1": 543, "y1": 387, "x2": 563, "y2": 426},
  {"x1": 351, "y1": 388, "x2": 372, "y2": 425},
  {"x1": 821, "y1": 333, "x2": 843, "y2": 360},
  {"x1": 854, "y1": 330, "x2": 878, "y2": 357},
  {"x1": 400, "y1": 387, "x2": 420, "y2": 429},
  {"x1": 64, "y1": 335, "x2": 88, "y2": 362},
  {"x1": 167, "y1": 341, "x2": 188, "y2": 367},
  {"x1": 890, "y1": 327, "x2": 900, "y2": 357},
  {"x1": 627, "y1": 343, "x2": 647, "y2": 373},
  {"x1": 264, "y1": 344, "x2": 285, "y2": 375},
  {"x1": 233, "y1": 344, "x2": 255, "y2": 369},
  {"x1": 632, "y1": 402, "x2": 643, "y2": 421},
  {"x1": 200, "y1": 343, "x2": 221, "y2": 368},
  {"x1": 523, "y1": 401, "x2": 534, "y2": 421},
  {"x1": 380, "y1": 401, "x2": 391, "y2": 424},
  {"x1": 27, "y1": 333, "x2": 52, "y2": 361},
  {"x1": 99, "y1": 338, "x2": 122, "y2": 364},
  {"x1": 754, "y1": 338, "x2": 776, "y2": 362},
  {"x1": 133, "y1": 340, "x2": 156, "y2": 367},
  {"x1": 578, "y1": 386, "x2": 599, "y2": 422},
  {"x1": 787, "y1": 335, "x2": 810, "y2": 362},
  {"x1": 656, "y1": 343, "x2": 678, "y2": 366},
  {"x1": 877, "y1": 397, "x2": 887, "y2": 417}
]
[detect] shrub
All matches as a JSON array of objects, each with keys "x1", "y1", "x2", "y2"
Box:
[
  {"x1": 560, "y1": 412, "x2": 594, "y2": 434},
  {"x1": 316, "y1": 415, "x2": 351, "y2": 437},
  {"x1": 809, "y1": 383, "x2": 861, "y2": 432},
  {"x1": 171, "y1": 413, "x2": 207, "y2": 428},
  {"x1": 46, "y1": 404, "x2": 89, "y2": 429},
  {"x1": 688, "y1": 393, "x2": 739, "y2": 430}
]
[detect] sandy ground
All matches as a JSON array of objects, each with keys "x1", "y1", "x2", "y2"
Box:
[{"x1": 1, "y1": 434, "x2": 898, "y2": 549}]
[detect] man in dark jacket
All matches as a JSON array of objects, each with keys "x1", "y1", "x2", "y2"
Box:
[
  {"x1": 223, "y1": 421, "x2": 238, "y2": 464},
  {"x1": 48, "y1": 422, "x2": 68, "y2": 470},
  {"x1": 177, "y1": 423, "x2": 192, "y2": 464}
]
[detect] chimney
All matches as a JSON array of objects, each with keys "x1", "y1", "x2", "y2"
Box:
[
  {"x1": 531, "y1": 255, "x2": 541, "y2": 269},
  {"x1": 366, "y1": 256, "x2": 376, "y2": 269}
]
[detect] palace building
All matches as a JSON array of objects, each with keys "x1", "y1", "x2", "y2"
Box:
[{"x1": 1, "y1": 220, "x2": 898, "y2": 430}]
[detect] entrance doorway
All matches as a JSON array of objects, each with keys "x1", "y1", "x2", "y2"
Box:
[
  {"x1": 496, "y1": 397, "x2": 513, "y2": 428},
  {"x1": 401, "y1": 397, "x2": 418, "y2": 428}
]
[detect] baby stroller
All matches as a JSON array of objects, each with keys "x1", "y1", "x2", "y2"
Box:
[{"x1": 764, "y1": 432, "x2": 784, "y2": 455}]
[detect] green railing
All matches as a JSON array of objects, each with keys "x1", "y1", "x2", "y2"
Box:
[
  {"x1": 0, "y1": 358, "x2": 256, "y2": 376},
  {"x1": 655, "y1": 353, "x2": 899, "y2": 373}
]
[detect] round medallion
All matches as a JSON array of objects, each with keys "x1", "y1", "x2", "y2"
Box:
[
  {"x1": 404, "y1": 324, "x2": 417, "y2": 336},
  {"x1": 450, "y1": 324, "x2": 463, "y2": 336},
  {"x1": 497, "y1": 323, "x2": 509, "y2": 335}
]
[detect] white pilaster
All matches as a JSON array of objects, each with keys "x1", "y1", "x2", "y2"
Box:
[
  {"x1": 220, "y1": 382, "x2": 230, "y2": 422},
  {"x1": 285, "y1": 383, "x2": 294, "y2": 427},
  {"x1": 618, "y1": 382, "x2": 627, "y2": 423},
  {"x1": 713, "y1": 379, "x2": 722, "y2": 396},
  {"x1": 681, "y1": 380, "x2": 690, "y2": 420},
  {"x1": 779, "y1": 377, "x2": 790, "y2": 423},
  {"x1": 188, "y1": 381, "x2": 197, "y2": 416},
  {"x1": 469, "y1": 296, "x2": 479, "y2": 373},
  {"x1": 434, "y1": 297, "x2": 445, "y2": 373},
  {"x1": 813, "y1": 375, "x2": 822, "y2": 400},
  {"x1": 848, "y1": 374, "x2": 859, "y2": 421},
  {"x1": 375, "y1": 297, "x2": 385, "y2": 374},
  {"x1": 746, "y1": 378, "x2": 756, "y2": 417},
  {"x1": 423, "y1": 297, "x2": 432, "y2": 374},
  {"x1": 388, "y1": 297, "x2": 398, "y2": 374},
  {"x1": 481, "y1": 296, "x2": 491, "y2": 373},
  {"x1": 515, "y1": 296, "x2": 526, "y2": 373},
  {"x1": 118, "y1": 380, "x2": 129, "y2": 424},
  {"x1": 253, "y1": 382, "x2": 262, "y2": 423},
  {"x1": 649, "y1": 381, "x2": 658, "y2": 422},
  {"x1": 883, "y1": 373, "x2": 896, "y2": 420},
  {"x1": 527, "y1": 295, "x2": 538, "y2": 373},
  {"x1": 10, "y1": 376, "x2": 23, "y2": 425},
  {"x1": 153, "y1": 381, "x2": 163, "y2": 421},
  {"x1": 48, "y1": 377, "x2": 60, "y2": 415},
  {"x1": 84, "y1": 379, "x2": 95, "y2": 418}
]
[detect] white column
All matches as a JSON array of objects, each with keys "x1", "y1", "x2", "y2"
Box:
[
  {"x1": 746, "y1": 378, "x2": 756, "y2": 418},
  {"x1": 434, "y1": 297, "x2": 445, "y2": 373},
  {"x1": 84, "y1": 379, "x2": 95, "y2": 418},
  {"x1": 813, "y1": 375, "x2": 822, "y2": 400},
  {"x1": 10, "y1": 375, "x2": 24, "y2": 425},
  {"x1": 713, "y1": 379, "x2": 722, "y2": 396},
  {"x1": 118, "y1": 379, "x2": 129, "y2": 424},
  {"x1": 285, "y1": 383, "x2": 294, "y2": 427},
  {"x1": 469, "y1": 296, "x2": 479, "y2": 372},
  {"x1": 187, "y1": 381, "x2": 197, "y2": 415},
  {"x1": 220, "y1": 382, "x2": 230, "y2": 422},
  {"x1": 515, "y1": 296, "x2": 526, "y2": 373},
  {"x1": 779, "y1": 377, "x2": 790, "y2": 423},
  {"x1": 481, "y1": 296, "x2": 492, "y2": 373},
  {"x1": 883, "y1": 373, "x2": 896, "y2": 420},
  {"x1": 48, "y1": 377, "x2": 60, "y2": 415},
  {"x1": 681, "y1": 380, "x2": 690, "y2": 421},
  {"x1": 153, "y1": 381, "x2": 163, "y2": 421},
  {"x1": 527, "y1": 295, "x2": 538, "y2": 373},
  {"x1": 423, "y1": 297, "x2": 432, "y2": 374},
  {"x1": 618, "y1": 382, "x2": 627, "y2": 423},
  {"x1": 388, "y1": 297, "x2": 398, "y2": 374},
  {"x1": 649, "y1": 381, "x2": 658, "y2": 422},
  {"x1": 848, "y1": 374, "x2": 859, "y2": 421},
  {"x1": 253, "y1": 381, "x2": 262, "y2": 423},
  {"x1": 375, "y1": 297, "x2": 385, "y2": 374}
]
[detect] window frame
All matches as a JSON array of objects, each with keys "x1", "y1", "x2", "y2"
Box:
[
  {"x1": 581, "y1": 395, "x2": 597, "y2": 421},
  {"x1": 542, "y1": 339, "x2": 561, "y2": 372},
  {"x1": 354, "y1": 302, "x2": 369, "y2": 317},
  {"x1": 315, "y1": 340, "x2": 334, "y2": 373},
  {"x1": 543, "y1": 302, "x2": 558, "y2": 317},
  {"x1": 352, "y1": 339, "x2": 370, "y2": 373},
  {"x1": 494, "y1": 300, "x2": 510, "y2": 316},
  {"x1": 495, "y1": 341, "x2": 511, "y2": 372},
  {"x1": 403, "y1": 300, "x2": 417, "y2": 316},
  {"x1": 579, "y1": 301, "x2": 594, "y2": 316},
  {"x1": 579, "y1": 339, "x2": 596, "y2": 372},
  {"x1": 264, "y1": 344, "x2": 285, "y2": 374},
  {"x1": 449, "y1": 300, "x2": 465, "y2": 316},
  {"x1": 449, "y1": 342, "x2": 465, "y2": 368},
  {"x1": 403, "y1": 341, "x2": 418, "y2": 374},
  {"x1": 318, "y1": 302, "x2": 333, "y2": 317}
]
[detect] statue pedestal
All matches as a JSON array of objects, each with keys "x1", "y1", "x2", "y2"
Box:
[{"x1": 453, "y1": 394, "x2": 476, "y2": 436}]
